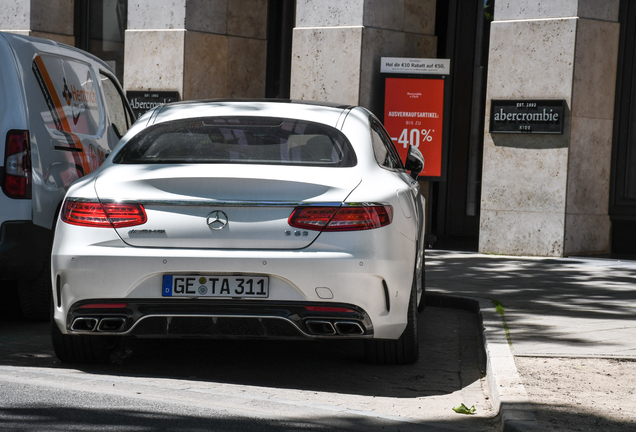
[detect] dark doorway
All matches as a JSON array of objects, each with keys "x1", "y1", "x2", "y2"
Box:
[
  {"x1": 265, "y1": 0, "x2": 295, "y2": 99},
  {"x1": 429, "y1": 0, "x2": 492, "y2": 251},
  {"x1": 610, "y1": 0, "x2": 636, "y2": 255}
]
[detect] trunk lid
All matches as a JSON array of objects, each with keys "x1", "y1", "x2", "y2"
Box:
[{"x1": 94, "y1": 164, "x2": 360, "y2": 249}]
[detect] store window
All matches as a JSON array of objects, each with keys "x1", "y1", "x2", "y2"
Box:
[{"x1": 75, "y1": 0, "x2": 127, "y2": 83}]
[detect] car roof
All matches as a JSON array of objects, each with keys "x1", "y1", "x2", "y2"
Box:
[
  {"x1": 0, "y1": 31, "x2": 114, "y2": 73},
  {"x1": 169, "y1": 98, "x2": 354, "y2": 109},
  {"x1": 149, "y1": 99, "x2": 356, "y2": 129}
]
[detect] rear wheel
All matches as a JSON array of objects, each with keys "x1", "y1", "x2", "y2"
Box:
[
  {"x1": 364, "y1": 273, "x2": 419, "y2": 365},
  {"x1": 18, "y1": 228, "x2": 54, "y2": 322},
  {"x1": 18, "y1": 258, "x2": 52, "y2": 321},
  {"x1": 51, "y1": 319, "x2": 118, "y2": 364}
]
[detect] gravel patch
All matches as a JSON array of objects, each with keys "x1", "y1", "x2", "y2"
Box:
[{"x1": 515, "y1": 357, "x2": 636, "y2": 432}]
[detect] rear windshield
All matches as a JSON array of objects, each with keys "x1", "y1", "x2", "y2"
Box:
[{"x1": 113, "y1": 116, "x2": 357, "y2": 167}]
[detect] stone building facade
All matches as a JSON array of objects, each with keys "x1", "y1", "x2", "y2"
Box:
[
  {"x1": 480, "y1": 1, "x2": 620, "y2": 256},
  {"x1": 1, "y1": 0, "x2": 633, "y2": 258}
]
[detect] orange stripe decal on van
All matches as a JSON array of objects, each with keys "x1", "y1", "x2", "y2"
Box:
[{"x1": 32, "y1": 55, "x2": 91, "y2": 176}]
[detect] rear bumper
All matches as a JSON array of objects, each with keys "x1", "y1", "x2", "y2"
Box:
[
  {"x1": 64, "y1": 299, "x2": 374, "y2": 339},
  {"x1": 0, "y1": 221, "x2": 51, "y2": 280},
  {"x1": 53, "y1": 249, "x2": 414, "y2": 339},
  {"x1": 52, "y1": 221, "x2": 416, "y2": 339}
]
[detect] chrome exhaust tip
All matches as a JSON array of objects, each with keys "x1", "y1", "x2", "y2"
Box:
[
  {"x1": 305, "y1": 320, "x2": 336, "y2": 335},
  {"x1": 70, "y1": 317, "x2": 99, "y2": 332},
  {"x1": 334, "y1": 321, "x2": 364, "y2": 335},
  {"x1": 97, "y1": 317, "x2": 126, "y2": 332}
]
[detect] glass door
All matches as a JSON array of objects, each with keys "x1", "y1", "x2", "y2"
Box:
[{"x1": 75, "y1": 0, "x2": 127, "y2": 83}]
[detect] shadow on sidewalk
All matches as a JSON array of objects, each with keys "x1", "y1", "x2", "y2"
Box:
[{"x1": 426, "y1": 250, "x2": 636, "y2": 351}]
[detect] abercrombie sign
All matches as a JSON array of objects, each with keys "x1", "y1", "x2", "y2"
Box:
[
  {"x1": 490, "y1": 99, "x2": 565, "y2": 134},
  {"x1": 126, "y1": 91, "x2": 180, "y2": 118}
]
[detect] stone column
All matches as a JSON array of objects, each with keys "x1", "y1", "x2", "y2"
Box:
[
  {"x1": 290, "y1": 0, "x2": 437, "y2": 114},
  {"x1": 0, "y1": 0, "x2": 74, "y2": 45},
  {"x1": 479, "y1": 0, "x2": 620, "y2": 257},
  {"x1": 124, "y1": 0, "x2": 267, "y2": 100}
]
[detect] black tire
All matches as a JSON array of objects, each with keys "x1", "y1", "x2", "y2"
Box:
[
  {"x1": 417, "y1": 250, "x2": 426, "y2": 312},
  {"x1": 51, "y1": 319, "x2": 118, "y2": 364},
  {"x1": 364, "y1": 273, "x2": 419, "y2": 365},
  {"x1": 18, "y1": 258, "x2": 52, "y2": 322}
]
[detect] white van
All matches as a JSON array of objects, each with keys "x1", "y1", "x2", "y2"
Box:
[{"x1": 0, "y1": 32, "x2": 135, "y2": 320}]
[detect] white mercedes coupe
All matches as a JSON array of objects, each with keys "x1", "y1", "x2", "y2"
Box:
[{"x1": 51, "y1": 100, "x2": 426, "y2": 365}]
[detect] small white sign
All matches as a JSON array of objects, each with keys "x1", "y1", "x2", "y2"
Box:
[{"x1": 381, "y1": 57, "x2": 450, "y2": 75}]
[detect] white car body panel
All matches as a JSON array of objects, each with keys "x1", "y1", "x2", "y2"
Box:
[{"x1": 1, "y1": 33, "x2": 127, "y2": 229}]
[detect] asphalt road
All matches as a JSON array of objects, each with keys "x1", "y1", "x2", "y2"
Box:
[{"x1": 0, "y1": 283, "x2": 496, "y2": 431}]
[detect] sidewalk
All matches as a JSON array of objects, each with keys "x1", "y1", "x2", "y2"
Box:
[
  {"x1": 426, "y1": 250, "x2": 636, "y2": 359},
  {"x1": 426, "y1": 249, "x2": 636, "y2": 431}
]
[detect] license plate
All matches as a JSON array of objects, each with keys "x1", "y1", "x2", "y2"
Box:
[{"x1": 162, "y1": 275, "x2": 269, "y2": 298}]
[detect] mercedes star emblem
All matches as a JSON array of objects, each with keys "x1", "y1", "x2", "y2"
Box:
[{"x1": 206, "y1": 210, "x2": 229, "y2": 230}]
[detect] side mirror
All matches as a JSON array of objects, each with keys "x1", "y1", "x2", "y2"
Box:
[{"x1": 404, "y1": 145, "x2": 424, "y2": 180}]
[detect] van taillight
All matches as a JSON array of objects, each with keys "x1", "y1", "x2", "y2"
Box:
[
  {"x1": 61, "y1": 200, "x2": 147, "y2": 228},
  {"x1": 288, "y1": 205, "x2": 393, "y2": 231},
  {"x1": 3, "y1": 130, "x2": 31, "y2": 199}
]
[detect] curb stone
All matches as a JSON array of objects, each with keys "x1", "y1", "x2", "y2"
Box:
[{"x1": 425, "y1": 293, "x2": 541, "y2": 432}]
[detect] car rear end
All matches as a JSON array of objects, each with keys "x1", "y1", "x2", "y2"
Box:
[{"x1": 51, "y1": 102, "x2": 418, "y2": 362}]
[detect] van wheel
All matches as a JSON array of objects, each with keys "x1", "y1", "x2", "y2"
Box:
[
  {"x1": 364, "y1": 272, "x2": 419, "y2": 365},
  {"x1": 51, "y1": 320, "x2": 117, "y2": 364},
  {"x1": 18, "y1": 259, "x2": 52, "y2": 321}
]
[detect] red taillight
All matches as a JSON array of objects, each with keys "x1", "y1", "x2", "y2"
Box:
[
  {"x1": 62, "y1": 200, "x2": 147, "y2": 228},
  {"x1": 3, "y1": 130, "x2": 31, "y2": 199},
  {"x1": 288, "y1": 207, "x2": 339, "y2": 229},
  {"x1": 288, "y1": 205, "x2": 393, "y2": 231}
]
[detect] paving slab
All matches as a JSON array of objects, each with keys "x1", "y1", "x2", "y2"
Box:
[{"x1": 427, "y1": 250, "x2": 636, "y2": 359}]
